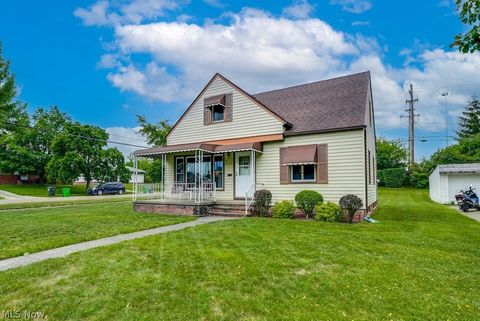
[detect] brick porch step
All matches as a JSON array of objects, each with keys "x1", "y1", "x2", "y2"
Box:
[{"x1": 209, "y1": 203, "x2": 249, "y2": 217}]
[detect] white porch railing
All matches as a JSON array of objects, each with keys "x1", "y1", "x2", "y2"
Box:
[
  {"x1": 133, "y1": 182, "x2": 216, "y2": 203},
  {"x1": 245, "y1": 183, "x2": 264, "y2": 215}
]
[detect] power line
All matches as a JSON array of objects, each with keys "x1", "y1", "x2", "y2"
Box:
[{"x1": 4, "y1": 121, "x2": 150, "y2": 149}]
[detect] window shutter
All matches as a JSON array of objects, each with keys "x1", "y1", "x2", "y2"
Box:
[
  {"x1": 203, "y1": 99, "x2": 211, "y2": 125},
  {"x1": 279, "y1": 147, "x2": 289, "y2": 184},
  {"x1": 224, "y1": 93, "x2": 233, "y2": 122},
  {"x1": 316, "y1": 144, "x2": 328, "y2": 184}
]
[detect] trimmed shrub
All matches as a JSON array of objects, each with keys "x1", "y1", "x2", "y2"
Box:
[
  {"x1": 378, "y1": 167, "x2": 406, "y2": 187},
  {"x1": 254, "y1": 189, "x2": 272, "y2": 217},
  {"x1": 272, "y1": 200, "x2": 295, "y2": 219},
  {"x1": 339, "y1": 194, "x2": 363, "y2": 223},
  {"x1": 295, "y1": 190, "x2": 323, "y2": 219},
  {"x1": 315, "y1": 202, "x2": 340, "y2": 222}
]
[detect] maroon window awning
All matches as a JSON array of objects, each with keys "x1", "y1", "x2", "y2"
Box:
[
  {"x1": 281, "y1": 144, "x2": 317, "y2": 165},
  {"x1": 204, "y1": 94, "x2": 226, "y2": 107}
]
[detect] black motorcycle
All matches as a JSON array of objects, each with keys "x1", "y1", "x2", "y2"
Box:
[{"x1": 455, "y1": 185, "x2": 480, "y2": 212}]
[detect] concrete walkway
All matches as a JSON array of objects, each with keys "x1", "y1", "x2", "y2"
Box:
[
  {"x1": 0, "y1": 216, "x2": 235, "y2": 271},
  {"x1": 451, "y1": 206, "x2": 480, "y2": 222}
]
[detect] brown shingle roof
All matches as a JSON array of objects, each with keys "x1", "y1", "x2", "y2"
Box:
[{"x1": 252, "y1": 71, "x2": 370, "y2": 135}]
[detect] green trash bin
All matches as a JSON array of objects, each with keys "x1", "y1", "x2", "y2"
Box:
[{"x1": 62, "y1": 187, "x2": 71, "y2": 197}]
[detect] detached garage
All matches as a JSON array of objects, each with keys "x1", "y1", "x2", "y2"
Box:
[{"x1": 429, "y1": 163, "x2": 480, "y2": 204}]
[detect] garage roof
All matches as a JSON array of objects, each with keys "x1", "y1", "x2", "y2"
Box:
[{"x1": 438, "y1": 163, "x2": 480, "y2": 174}]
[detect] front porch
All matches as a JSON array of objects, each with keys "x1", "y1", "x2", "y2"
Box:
[{"x1": 131, "y1": 142, "x2": 264, "y2": 216}]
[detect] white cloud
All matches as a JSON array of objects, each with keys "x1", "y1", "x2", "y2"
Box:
[
  {"x1": 203, "y1": 0, "x2": 224, "y2": 9},
  {"x1": 111, "y1": 8, "x2": 359, "y2": 98},
  {"x1": 80, "y1": 3, "x2": 480, "y2": 134},
  {"x1": 330, "y1": 0, "x2": 373, "y2": 14},
  {"x1": 282, "y1": 0, "x2": 315, "y2": 19},
  {"x1": 74, "y1": 0, "x2": 181, "y2": 26},
  {"x1": 106, "y1": 126, "x2": 148, "y2": 157},
  {"x1": 352, "y1": 20, "x2": 370, "y2": 27}
]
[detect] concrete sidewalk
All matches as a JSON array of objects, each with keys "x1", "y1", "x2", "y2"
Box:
[{"x1": 0, "y1": 216, "x2": 236, "y2": 271}]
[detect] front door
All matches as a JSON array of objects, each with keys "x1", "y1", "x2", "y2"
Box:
[{"x1": 235, "y1": 151, "x2": 254, "y2": 198}]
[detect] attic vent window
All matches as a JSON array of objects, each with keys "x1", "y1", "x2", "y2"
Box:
[
  {"x1": 203, "y1": 93, "x2": 233, "y2": 125},
  {"x1": 212, "y1": 105, "x2": 224, "y2": 122}
]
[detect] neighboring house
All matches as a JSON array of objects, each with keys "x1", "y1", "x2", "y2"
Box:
[
  {"x1": 127, "y1": 166, "x2": 146, "y2": 183},
  {"x1": 0, "y1": 172, "x2": 38, "y2": 184},
  {"x1": 74, "y1": 175, "x2": 98, "y2": 185},
  {"x1": 429, "y1": 163, "x2": 480, "y2": 204},
  {"x1": 132, "y1": 71, "x2": 377, "y2": 217}
]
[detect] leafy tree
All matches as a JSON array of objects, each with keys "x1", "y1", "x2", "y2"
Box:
[
  {"x1": 457, "y1": 96, "x2": 480, "y2": 139},
  {"x1": 96, "y1": 148, "x2": 131, "y2": 183},
  {"x1": 135, "y1": 115, "x2": 172, "y2": 183},
  {"x1": 376, "y1": 138, "x2": 407, "y2": 170},
  {"x1": 136, "y1": 115, "x2": 171, "y2": 147},
  {"x1": 47, "y1": 122, "x2": 128, "y2": 190},
  {"x1": 0, "y1": 43, "x2": 30, "y2": 176},
  {"x1": 451, "y1": 0, "x2": 480, "y2": 53},
  {"x1": 0, "y1": 43, "x2": 27, "y2": 130},
  {"x1": 407, "y1": 134, "x2": 480, "y2": 187},
  {"x1": 1, "y1": 106, "x2": 71, "y2": 183}
]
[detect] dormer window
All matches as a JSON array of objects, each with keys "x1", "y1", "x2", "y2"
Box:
[
  {"x1": 212, "y1": 105, "x2": 225, "y2": 122},
  {"x1": 204, "y1": 93, "x2": 233, "y2": 125}
]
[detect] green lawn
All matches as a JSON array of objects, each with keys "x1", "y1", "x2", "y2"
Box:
[
  {"x1": 0, "y1": 202, "x2": 195, "y2": 259},
  {"x1": 0, "y1": 197, "x2": 130, "y2": 211},
  {"x1": 0, "y1": 184, "x2": 87, "y2": 197},
  {"x1": 0, "y1": 188, "x2": 479, "y2": 320}
]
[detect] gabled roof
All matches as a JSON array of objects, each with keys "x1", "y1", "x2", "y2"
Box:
[
  {"x1": 253, "y1": 71, "x2": 371, "y2": 135},
  {"x1": 165, "y1": 71, "x2": 371, "y2": 143}
]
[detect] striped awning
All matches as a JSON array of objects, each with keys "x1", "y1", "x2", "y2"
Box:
[{"x1": 133, "y1": 141, "x2": 263, "y2": 157}]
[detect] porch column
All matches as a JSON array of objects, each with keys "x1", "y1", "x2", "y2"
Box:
[
  {"x1": 162, "y1": 153, "x2": 166, "y2": 200},
  {"x1": 133, "y1": 156, "x2": 138, "y2": 201}
]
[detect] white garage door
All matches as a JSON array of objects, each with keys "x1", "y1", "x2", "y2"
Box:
[{"x1": 448, "y1": 174, "x2": 480, "y2": 203}]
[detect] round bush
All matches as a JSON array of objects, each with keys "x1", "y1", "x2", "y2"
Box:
[
  {"x1": 339, "y1": 194, "x2": 363, "y2": 223},
  {"x1": 254, "y1": 189, "x2": 272, "y2": 217},
  {"x1": 315, "y1": 202, "x2": 340, "y2": 222},
  {"x1": 294, "y1": 190, "x2": 323, "y2": 219},
  {"x1": 272, "y1": 200, "x2": 295, "y2": 219}
]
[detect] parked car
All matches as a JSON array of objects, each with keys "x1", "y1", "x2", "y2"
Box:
[{"x1": 88, "y1": 182, "x2": 126, "y2": 196}]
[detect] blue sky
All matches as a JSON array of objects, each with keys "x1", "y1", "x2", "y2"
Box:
[{"x1": 1, "y1": 0, "x2": 479, "y2": 156}]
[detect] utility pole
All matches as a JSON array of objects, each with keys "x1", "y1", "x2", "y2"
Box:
[{"x1": 405, "y1": 83, "x2": 419, "y2": 170}]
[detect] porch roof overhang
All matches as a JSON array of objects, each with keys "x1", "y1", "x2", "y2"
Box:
[{"x1": 133, "y1": 142, "x2": 263, "y2": 157}]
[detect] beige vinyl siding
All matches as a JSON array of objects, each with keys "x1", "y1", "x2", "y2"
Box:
[
  {"x1": 365, "y1": 85, "x2": 377, "y2": 207},
  {"x1": 167, "y1": 76, "x2": 284, "y2": 145},
  {"x1": 256, "y1": 130, "x2": 366, "y2": 206},
  {"x1": 164, "y1": 152, "x2": 234, "y2": 201}
]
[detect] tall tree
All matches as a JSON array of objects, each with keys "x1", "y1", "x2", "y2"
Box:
[
  {"x1": 47, "y1": 122, "x2": 129, "y2": 190},
  {"x1": 376, "y1": 138, "x2": 407, "y2": 170},
  {"x1": 136, "y1": 115, "x2": 172, "y2": 183},
  {"x1": 451, "y1": 0, "x2": 480, "y2": 53},
  {"x1": 457, "y1": 96, "x2": 480, "y2": 139},
  {"x1": 0, "y1": 43, "x2": 30, "y2": 176},
  {"x1": 136, "y1": 115, "x2": 171, "y2": 147},
  {"x1": 1, "y1": 106, "x2": 71, "y2": 183}
]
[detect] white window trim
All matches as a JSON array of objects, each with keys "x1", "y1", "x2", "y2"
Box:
[{"x1": 290, "y1": 164, "x2": 316, "y2": 183}]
